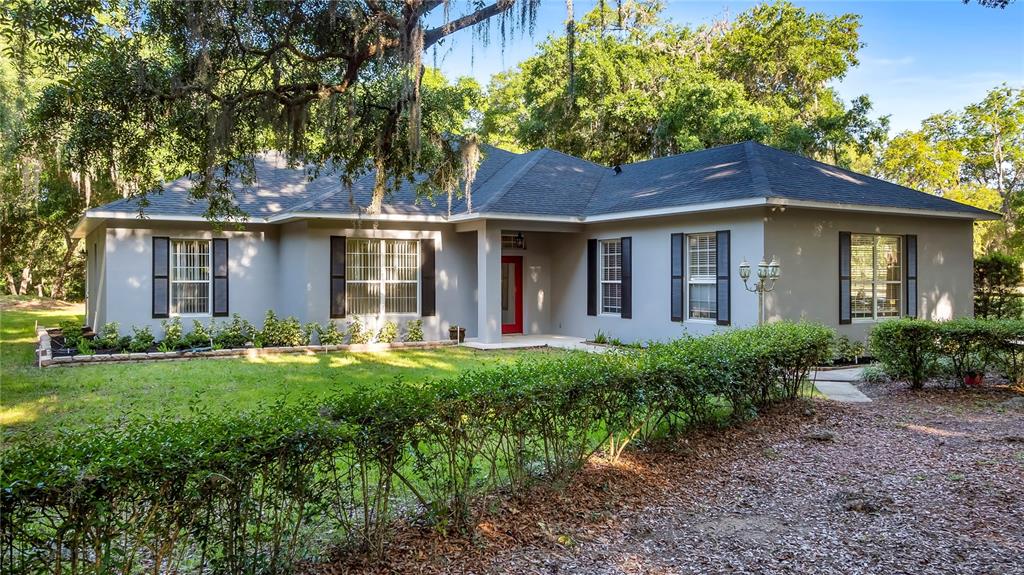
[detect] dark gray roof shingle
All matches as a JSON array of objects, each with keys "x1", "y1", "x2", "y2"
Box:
[{"x1": 90, "y1": 141, "x2": 994, "y2": 220}]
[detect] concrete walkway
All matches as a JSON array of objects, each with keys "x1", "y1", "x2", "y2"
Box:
[
  {"x1": 461, "y1": 334, "x2": 608, "y2": 352},
  {"x1": 812, "y1": 367, "x2": 872, "y2": 403}
]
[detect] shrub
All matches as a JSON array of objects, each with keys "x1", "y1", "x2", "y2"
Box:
[
  {"x1": 861, "y1": 363, "x2": 891, "y2": 384},
  {"x1": 1, "y1": 321, "x2": 837, "y2": 572},
  {"x1": 161, "y1": 317, "x2": 185, "y2": 349},
  {"x1": 831, "y1": 334, "x2": 865, "y2": 364},
  {"x1": 258, "y1": 310, "x2": 309, "y2": 347},
  {"x1": 376, "y1": 321, "x2": 398, "y2": 344},
  {"x1": 93, "y1": 322, "x2": 124, "y2": 350},
  {"x1": 405, "y1": 319, "x2": 424, "y2": 342},
  {"x1": 975, "y1": 252, "x2": 1024, "y2": 319},
  {"x1": 57, "y1": 319, "x2": 84, "y2": 348},
  {"x1": 347, "y1": 317, "x2": 371, "y2": 344},
  {"x1": 213, "y1": 313, "x2": 254, "y2": 348},
  {"x1": 935, "y1": 318, "x2": 1000, "y2": 384},
  {"x1": 184, "y1": 320, "x2": 213, "y2": 348},
  {"x1": 128, "y1": 326, "x2": 156, "y2": 352},
  {"x1": 315, "y1": 320, "x2": 347, "y2": 345},
  {"x1": 991, "y1": 319, "x2": 1024, "y2": 386},
  {"x1": 869, "y1": 319, "x2": 939, "y2": 389},
  {"x1": 593, "y1": 329, "x2": 608, "y2": 344}
]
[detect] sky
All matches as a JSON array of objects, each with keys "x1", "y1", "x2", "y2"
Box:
[{"x1": 429, "y1": 0, "x2": 1024, "y2": 134}]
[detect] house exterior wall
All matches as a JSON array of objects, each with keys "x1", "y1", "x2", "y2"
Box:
[
  {"x1": 499, "y1": 231, "x2": 554, "y2": 335},
  {"x1": 764, "y1": 208, "x2": 975, "y2": 341},
  {"x1": 99, "y1": 223, "x2": 279, "y2": 336},
  {"x1": 85, "y1": 225, "x2": 107, "y2": 329},
  {"x1": 547, "y1": 209, "x2": 767, "y2": 343}
]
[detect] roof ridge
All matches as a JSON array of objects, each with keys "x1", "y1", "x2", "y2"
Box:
[
  {"x1": 475, "y1": 149, "x2": 550, "y2": 214},
  {"x1": 275, "y1": 165, "x2": 356, "y2": 216},
  {"x1": 616, "y1": 141, "x2": 749, "y2": 169},
  {"x1": 744, "y1": 141, "x2": 772, "y2": 196}
]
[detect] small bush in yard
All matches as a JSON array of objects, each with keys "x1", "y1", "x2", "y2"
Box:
[
  {"x1": 377, "y1": 320, "x2": 399, "y2": 343},
  {"x1": 57, "y1": 319, "x2": 83, "y2": 348},
  {"x1": 127, "y1": 326, "x2": 156, "y2": 352},
  {"x1": 992, "y1": 319, "x2": 1024, "y2": 386},
  {"x1": 935, "y1": 318, "x2": 1000, "y2": 384},
  {"x1": 347, "y1": 317, "x2": 372, "y2": 344},
  {"x1": 93, "y1": 322, "x2": 125, "y2": 350},
  {"x1": 869, "y1": 319, "x2": 939, "y2": 389},
  {"x1": 161, "y1": 317, "x2": 185, "y2": 349},
  {"x1": 184, "y1": 320, "x2": 213, "y2": 348},
  {"x1": 258, "y1": 310, "x2": 308, "y2": 347},
  {"x1": 831, "y1": 334, "x2": 865, "y2": 364},
  {"x1": 315, "y1": 320, "x2": 347, "y2": 345},
  {"x1": 213, "y1": 313, "x2": 254, "y2": 348},
  {"x1": 405, "y1": 319, "x2": 424, "y2": 342}
]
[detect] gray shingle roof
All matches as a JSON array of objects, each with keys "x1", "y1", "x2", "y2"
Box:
[{"x1": 89, "y1": 141, "x2": 995, "y2": 221}]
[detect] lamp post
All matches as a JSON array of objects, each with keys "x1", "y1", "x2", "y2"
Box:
[{"x1": 739, "y1": 256, "x2": 781, "y2": 325}]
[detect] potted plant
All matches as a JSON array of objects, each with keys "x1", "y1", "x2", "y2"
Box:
[{"x1": 448, "y1": 325, "x2": 466, "y2": 343}]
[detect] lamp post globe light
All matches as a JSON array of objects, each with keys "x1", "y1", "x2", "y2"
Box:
[{"x1": 740, "y1": 256, "x2": 781, "y2": 325}]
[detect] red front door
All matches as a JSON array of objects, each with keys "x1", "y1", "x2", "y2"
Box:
[{"x1": 501, "y1": 256, "x2": 523, "y2": 334}]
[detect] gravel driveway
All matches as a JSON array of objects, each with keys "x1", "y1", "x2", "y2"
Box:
[{"x1": 321, "y1": 385, "x2": 1024, "y2": 574}]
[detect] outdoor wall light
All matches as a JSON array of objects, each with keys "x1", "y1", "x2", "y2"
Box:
[{"x1": 740, "y1": 256, "x2": 782, "y2": 325}]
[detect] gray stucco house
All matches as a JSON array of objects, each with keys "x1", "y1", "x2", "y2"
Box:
[{"x1": 74, "y1": 141, "x2": 996, "y2": 344}]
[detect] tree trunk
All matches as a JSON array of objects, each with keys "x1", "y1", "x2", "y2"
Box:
[
  {"x1": 5, "y1": 271, "x2": 18, "y2": 295},
  {"x1": 51, "y1": 234, "x2": 80, "y2": 300},
  {"x1": 18, "y1": 265, "x2": 32, "y2": 295}
]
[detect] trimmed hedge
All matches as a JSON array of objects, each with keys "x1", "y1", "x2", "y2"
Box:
[
  {"x1": 2, "y1": 322, "x2": 833, "y2": 574},
  {"x1": 870, "y1": 317, "x2": 1024, "y2": 388}
]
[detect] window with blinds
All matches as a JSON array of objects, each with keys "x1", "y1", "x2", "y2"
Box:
[
  {"x1": 170, "y1": 240, "x2": 211, "y2": 315},
  {"x1": 688, "y1": 233, "x2": 717, "y2": 320},
  {"x1": 346, "y1": 238, "x2": 419, "y2": 315},
  {"x1": 599, "y1": 239, "x2": 622, "y2": 314},
  {"x1": 851, "y1": 234, "x2": 902, "y2": 320}
]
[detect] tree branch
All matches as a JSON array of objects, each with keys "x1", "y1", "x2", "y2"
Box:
[{"x1": 423, "y1": 0, "x2": 517, "y2": 48}]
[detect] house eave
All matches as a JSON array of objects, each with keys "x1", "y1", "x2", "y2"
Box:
[{"x1": 765, "y1": 198, "x2": 999, "y2": 220}]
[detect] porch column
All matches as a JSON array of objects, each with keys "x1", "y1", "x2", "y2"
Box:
[{"x1": 477, "y1": 222, "x2": 502, "y2": 343}]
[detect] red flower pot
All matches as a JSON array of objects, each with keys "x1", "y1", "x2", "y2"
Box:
[{"x1": 964, "y1": 374, "x2": 984, "y2": 387}]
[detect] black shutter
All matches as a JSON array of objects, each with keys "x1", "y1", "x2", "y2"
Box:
[
  {"x1": 839, "y1": 231, "x2": 852, "y2": 324},
  {"x1": 421, "y1": 238, "x2": 436, "y2": 317},
  {"x1": 905, "y1": 234, "x2": 918, "y2": 318},
  {"x1": 620, "y1": 237, "x2": 632, "y2": 319},
  {"x1": 716, "y1": 230, "x2": 731, "y2": 326},
  {"x1": 330, "y1": 236, "x2": 346, "y2": 318},
  {"x1": 212, "y1": 238, "x2": 229, "y2": 317},
  {"x1": 587, "y1": 239, "x2": 597, "y2": 316},
  {"x1": 671, "y1": 233, "x2": 684, "y2": 322},
  {"x1": 152, "y1": 236, "x2": 169, "y2": 318}
]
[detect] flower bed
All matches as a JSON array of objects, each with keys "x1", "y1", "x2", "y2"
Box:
[{"x1": 36, "y1": 312, "x2": 434, "y2": 367}]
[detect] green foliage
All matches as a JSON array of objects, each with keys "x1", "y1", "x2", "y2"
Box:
[
  {"x1": 127, "y1": 325, "x2": 155, "y2": 353},
  {"x1": 975, "y1": 252, "x2": 1024, "y2": 319},
  {"x1": 404, "y1": 319, "x2": 424, "y2": 342},
  {"x1": 869, "y1": 319, "x2": 940, "y2": 389},
  {"x1": 347, "y1": 317, "x2": 372, "y2": 345},
  {"x1": 160, "y1": 317, "x2": 185, "y2": 349},
  {"x1": 1, "y1": 322, "x2": 836, "y2": 571},
  {"x1": 861, "y1": 363, "x2": 891, "y2": 384},
  {"x1": 257, "y1": 310, "x2": 309, "y2": 347},
  {"x1": 376, "y1": 321, "x2": 399, "y2": 344},
  {"x1": 991, "y1": 319, "x2": 1024, "y2": 385},
  {"x1": 482, "y1": 0, "x2": 885, "y2": 167},
  {"x1": 56, "y1": 319, "x2": 83, "y2": 348},
  {"x1": 315, "y1": 320, "x2": 348, "y2": 345},
  {"x1": 592, "y1": 330, "x2": 609, "y2": 344},
  {"x1": 184, "y1": 320, "x2": 212, "y2": 348},
  {"x1": 75, "y1": 338, "x2": 93, "y2": 356},
  {"x1": 93, "y1": 321, "x2": 123, "y2": 350},
  {"x1": 831, "y1": 334, "x2": 865, "y2": 364},
  {"x1": 935, "y1": 318, "x2": 1001, "y2": 383},
  {"x1": 213, "y1": 313, "x2": 254, "y2": 348}
]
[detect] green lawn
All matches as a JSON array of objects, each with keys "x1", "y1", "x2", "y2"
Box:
[{"x1": 0, "y1": 297, "x2": 550, "y2": 445}]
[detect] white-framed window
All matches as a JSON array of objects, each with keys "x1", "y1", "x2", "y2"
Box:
[
  {"x1": 346, "y1": 238, "x2": 419, "y2": 315},
  {"x1": 170, "y1": 239, "x2": 212, "y2": 315},
  {"x1": 599, "y1": 238, "x2": 622, "y2": 315},
  {"x1": 851, "y1": 234, "x2": 902, "y2": 321},
  {"x1": 688, "y1": 233, "x2": 717, "y2": 320}
]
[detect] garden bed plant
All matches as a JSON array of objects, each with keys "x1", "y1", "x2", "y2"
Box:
[{"x1": 43, "y1": 312, "x2": 430, "y2": 362}]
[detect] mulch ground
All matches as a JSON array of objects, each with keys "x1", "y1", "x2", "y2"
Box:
[{"x1": 314, "y1": 385, "x2": 1024, "y2": 575}]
